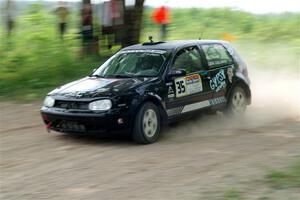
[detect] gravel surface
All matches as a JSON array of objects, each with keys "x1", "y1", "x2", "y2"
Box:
[{"x1": 1, "y1": 69, "x2": 299, "y2": 200}]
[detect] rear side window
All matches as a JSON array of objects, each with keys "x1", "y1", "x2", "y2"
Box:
[
  {"x1": 202, "y1": 44, "x2": 233, "y2": 68},
  {"x1": 172, "y1": 46, "x2": 205, "y2": 74}
]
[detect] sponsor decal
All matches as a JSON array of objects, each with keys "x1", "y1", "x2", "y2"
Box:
[
  {"x1": 167, "y1": 97, "x2": 226, "y2": 116},
  {"x1": 209, "y1": 96, "x2": 226, "y2": 106},
  {"x1": 174, "y1": 74, "x2": 203, "y2": 97},
  {"x1": 75, "y1": 92, "x2": 84, "y2": 98},
  {"x1": 208, "y1": 60, "x2": 228, "y2": 66},
  {"x1": 181, "y1": 101, "x2": 210, "y2": 113},
  {"x1": 210, "y1": 69, "x2": 226, "y2": 92},
  {"x1": 167, "y1": 107, "x2": 184, "y2": 116},
  {"x1": 227, "y1": 67, "x2": 234, "y2": 83},
  {"x1": 121, "y1": 50, "x2": 167, "y2": 54},
  {"x1": 168, "y1": 86, "x2": 175, "y2": 98},
  {"x1": 186, "y1": 74, "x2": 203, "y2": 94}
]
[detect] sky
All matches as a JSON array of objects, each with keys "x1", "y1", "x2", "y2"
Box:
[
  {"x1": 6, "y1": 0, "x2": 300, "y2": 14},
  {"x1": 147, "y1": 0, "x2": 300, "y2": 14}
]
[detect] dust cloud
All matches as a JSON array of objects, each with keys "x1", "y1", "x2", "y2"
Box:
[
  {"x1": 247, "y1": 67, "x2": 300, "y2": 122},
  {"x1": 166, "y1": 65, "x2": 300, "y2": 140}
]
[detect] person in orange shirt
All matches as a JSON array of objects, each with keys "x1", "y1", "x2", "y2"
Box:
[{"x1": 152, "y1": 6, "x2": 171, "y2": 40}]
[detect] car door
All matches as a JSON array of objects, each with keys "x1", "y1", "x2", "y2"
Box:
[
  {"x1": 200, "y1": 43, "x2": 236, "y2": 107},
  {"x1": 165, "y1": 45, "x2": 213, "y2": 118}
]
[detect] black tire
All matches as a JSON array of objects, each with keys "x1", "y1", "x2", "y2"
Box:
[
  {"x1": 226, "y1": 86, "x2": 247, "y2": 116},
  {"x1": 132, "y1": 102, "x2": 161, "y2": 144}
]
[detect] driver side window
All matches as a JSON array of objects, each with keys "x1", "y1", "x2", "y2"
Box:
[{"x1": 172, "y1": 46, "x2": 204, "y2": 74}]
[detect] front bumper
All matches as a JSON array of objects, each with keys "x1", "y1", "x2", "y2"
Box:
[{"x1": 41, "y1": 107, "x2": 132, "y2": 134}]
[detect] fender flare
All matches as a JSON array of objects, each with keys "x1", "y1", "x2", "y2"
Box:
[
  {"x1": 227, "y1": 74, "x2": 252, "y2": 105},
  {"x1": 132, "y1": 93, "x2": 168, "y2": 128}
]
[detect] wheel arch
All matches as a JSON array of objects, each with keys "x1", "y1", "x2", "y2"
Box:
[
  {"x1": 227, "y1": 77, "x2": 252, "y2": 105},
  {"x1": 134, "y1": 95, "x2": 168, "y2": 128}
]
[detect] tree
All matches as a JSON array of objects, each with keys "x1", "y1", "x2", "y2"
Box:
[
  {"x1": 82, "y1": 0, "x2": 145, "y2": 48},
  {"x1": 121, "y1": 0, "x2": 145, "y2": 47}
]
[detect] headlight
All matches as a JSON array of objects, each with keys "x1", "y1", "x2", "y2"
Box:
[
  {"x1": 89, "y1": 99, "x2": 112, "y2": 111},
  {"x1": 44, "y1": 96, "x2": 55, "y2": 107}
]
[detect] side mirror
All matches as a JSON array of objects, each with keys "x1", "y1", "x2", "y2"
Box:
[
  {"x1": 92, "y1": 68, "x2": 97, "y2": 73},
  {"x1": 167, "y1": 69, "x2": 186, "y2": 79}
]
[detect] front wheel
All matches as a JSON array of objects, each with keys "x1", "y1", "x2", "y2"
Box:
[
  {"x1": 226, "y1": 86, "x2": 247, "y2": 116},
  {"x1": 132, "y1": 102, "x2": 161, "y2": 144}
]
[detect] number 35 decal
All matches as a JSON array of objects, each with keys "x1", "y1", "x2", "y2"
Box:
[
  {"x1": 174, "y1": 74, "x2": 203, "y2": 98},
  {"x1": 175, "y1": 77, "x2": 187, "y2": 97}
]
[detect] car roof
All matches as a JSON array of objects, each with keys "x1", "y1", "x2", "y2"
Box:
[{"x1": 121, "y1": 40, "x2": 229, "y2": 51}]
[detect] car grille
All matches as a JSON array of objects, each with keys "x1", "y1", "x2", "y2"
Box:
[
  {"x1": 54, "y1": 100, "x2": 88, "y2": 110},
  {"x1": 57, "y1": 121, "x2": 86, "y2": 132}
]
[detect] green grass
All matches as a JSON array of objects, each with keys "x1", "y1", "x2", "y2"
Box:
[
  {"x1": 142, "y1": 8, "x2": 300, "y2": 43},
  {"x1": 265, "y1": 160, "x2": 300, "y2": 189},
  {"x1": 0, "y1": 4, "x2": 299, "y2": 101},
  {"x1": 0, "y1": 4, "x2": 110, "y2": 101},
  {"x1": 223, "y1": 188, "x2": 243, "y2": 200}
]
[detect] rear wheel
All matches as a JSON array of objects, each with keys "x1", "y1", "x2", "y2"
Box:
[
  {"x1": 227, "y1": 86, "x2": 247, "y2": 116},
  {"x1": 132, "y1": 102, "x2": 161, "y2": 144}
]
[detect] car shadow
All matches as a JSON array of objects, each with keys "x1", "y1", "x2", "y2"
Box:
[
  {"x1": 54, "y1": 131, "x2": 135, "y2": 146},
  {"x1": 52, "y1": 112, "x2": 214, "y2": 146}
]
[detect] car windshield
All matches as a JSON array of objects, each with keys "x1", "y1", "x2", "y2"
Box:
[{"x1": 92, "y1": 50, "x2": 168, "y2": 78}]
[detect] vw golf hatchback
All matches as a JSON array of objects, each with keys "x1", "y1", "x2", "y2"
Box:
[{"x1": 41, "y1": 40, "x2": 251, "y2": 144}]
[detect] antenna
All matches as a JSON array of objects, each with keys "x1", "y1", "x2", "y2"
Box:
[
  {"x1": 199, "y1": 33, "x2": 203, "y2": 40},
  {"x1": 148, "y1": 36, "x2": 154, "y2": 43}
]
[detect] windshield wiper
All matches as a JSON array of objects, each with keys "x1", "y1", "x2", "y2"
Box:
[
  {"x1": 135, "y1": 75, "x2": 155, "y2": 77},
  {"x1": 89, "y1": 74, "x2": 104, "y2": 78},
  {"x1": 109, "y1": 74, "x2": 134, "y2": 78}
]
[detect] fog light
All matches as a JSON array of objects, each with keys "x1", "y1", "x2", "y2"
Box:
[{"x1": 117, "y1": 118, "x2": 124, "y2": 124}]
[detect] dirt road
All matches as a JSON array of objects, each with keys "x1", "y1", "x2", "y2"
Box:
[{"x1": 1, "y1": 69, "x2": 299, "y2": 200}]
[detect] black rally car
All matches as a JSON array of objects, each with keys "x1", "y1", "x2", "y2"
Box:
[{"x1": 41, "y1": 40, "x2": 251, "y2": 144}]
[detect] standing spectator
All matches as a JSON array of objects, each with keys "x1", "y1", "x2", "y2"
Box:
[
  {"x1": 80, "y1": 2, "x2": 94, "y2": 55},
  {"x1": 55, "y1": 1, "x2": 69, "y2": 39},
  {"x1": 152, "y1": 5, "x2": 171, "y2": 40},
  {"x1": 4, "y1": 0, "x2": 16, "y2": 37}
]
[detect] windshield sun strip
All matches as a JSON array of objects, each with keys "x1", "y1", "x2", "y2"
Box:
[{"x1": 120, "y1": 50, "x2": 167, "y2": 54}]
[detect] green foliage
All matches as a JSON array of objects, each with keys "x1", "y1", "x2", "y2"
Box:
[
  {"x1": 265, "y1": 159, "x2": 300, "y2": 189},
  {"x1": 0, "y1": 5, "x2": 299, "y2": 101},
  {"x1": 0, "y1": 3, "x2": 103, "y2": 100},
  {"x1": 143, "y1": 8, "x2": 300, "y2": 43},
  {"x1": 223, "y1": 188, "x2": 243, "y2": 200}
]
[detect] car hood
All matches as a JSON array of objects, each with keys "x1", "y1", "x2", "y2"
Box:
[{"x1": 49, "y1": 76, "x2": 152, "y2": 99}]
